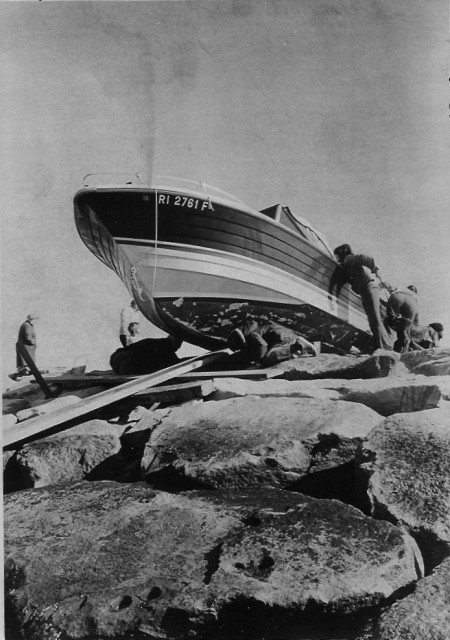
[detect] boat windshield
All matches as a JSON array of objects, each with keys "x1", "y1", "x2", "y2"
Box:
[{"x1": 278, "y1": 206, "x2": 334, "y2": 258}]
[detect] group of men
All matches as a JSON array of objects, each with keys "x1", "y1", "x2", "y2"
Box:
[
  {"x1": 329, "y1": 244, "x2": 443, "y2": 354},
  {"x1": 15, "y1": 246, "x2": 444, "y2": 378}
]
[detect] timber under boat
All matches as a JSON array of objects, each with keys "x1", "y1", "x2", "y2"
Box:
[{"x1": 74, "y1": 174, "x2": 377, "y2": 352}]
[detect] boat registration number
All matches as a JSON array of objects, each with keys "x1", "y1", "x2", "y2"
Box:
[{"x1": 156, "y1": 193, "x2": 213, "y2": 211}]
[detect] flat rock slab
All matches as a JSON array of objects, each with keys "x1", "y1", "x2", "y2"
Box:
[
  {"x1": 211, "y1": 375, "x2": 450, "y2": 416},
  {"x1": 358, "y1": 408, "x2": 450, "y2": 563},
  {"x1": 4, "y1": 419, "x2": 124, "y2": 492},
  {"x1": 142, "y1": 396, "x2": 383, "y2": 490},
  {"x1": 4, "y1": 483, "x2": 423, "y2": 640},
  {"x1": 358, "y1": 556, "x2": 450, "y2": 640},
  {"x1": 271, "y1": 351, "x2": 404, "y2": 380},
  {"x1": 2, "y1": 397, "x2": 32, "y2": 415}
]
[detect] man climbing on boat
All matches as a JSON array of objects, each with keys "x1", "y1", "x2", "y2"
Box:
[
  {"x1": 228, "y1": 317, "x2": 318, "y2": 367},
  {"x1": 328, "y1": 244, "x2": 391, "y2": 353}
]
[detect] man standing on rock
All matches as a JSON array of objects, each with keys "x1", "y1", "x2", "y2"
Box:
[
  {"x1": 119, "y1": 300, "x2": 140, "y2": 347},
  {"x1": 328, "y1": 244, "x2": 391, "y2": 353},
  {"x1": 228, "y1": 317, "x2": 317, "y2": 367},
  {"x1": 16, "y1": 313, "x2": 39, "y2": 378}
]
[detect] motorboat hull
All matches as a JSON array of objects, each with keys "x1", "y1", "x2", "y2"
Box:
[{"x1": 74, "y1": 180, "x2": 374, "y2": 352}]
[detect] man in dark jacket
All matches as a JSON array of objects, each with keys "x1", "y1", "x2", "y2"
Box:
[
  {"x1": 110, "y1": 335, "x2": 183, "y2": 375},
  {"x1": 228, "y1": 318, "x2": 317, "y2": 366},
  {"x1": 328, "y1": 244, "x2": 391, "y2": 352},
  {"x1": 16, "y1": 313, "x2": 39, "y2": 377}
]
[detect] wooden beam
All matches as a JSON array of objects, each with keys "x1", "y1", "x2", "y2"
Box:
[
  {"x1": 16, "y1": 342, "x2": 57, "y2": 398},
  {"x1": 3, "y1": 349, "x2": 231, "y2": 448},
  {"x1": 174, "y1": 369, "x2": 279, "y2": 381}
]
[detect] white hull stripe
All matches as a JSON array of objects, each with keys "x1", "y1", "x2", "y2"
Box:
[{"x1": 118, "y1": 240, "x2": 369, "y2": 331}]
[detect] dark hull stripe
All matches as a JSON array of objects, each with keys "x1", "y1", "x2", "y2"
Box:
[{"x1": 75, "y1": 191, "x2": 362, "y2": 311}]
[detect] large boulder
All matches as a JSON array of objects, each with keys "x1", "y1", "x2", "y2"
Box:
[
  {"x1": 142, "y1": 396, "x2": 383, "y2": 492},
  {"x1": 343, "y1": 375, "x2": 450, "y2": 416},
  {"x1": 4, "y1": 483, "x2": 423, "y2": 640},
  {"x1": 357, "y1": 408, "x2": 450, "y2": 568},
  {"x1": 3, "y1": 419, "x2": 124, "y2": 492},
  {"x1": 357, "y1": 556, "x2": 450, "y2": 640},
  {"x1": 400, "y1": 348, "x2": 450, "y2": 377}
]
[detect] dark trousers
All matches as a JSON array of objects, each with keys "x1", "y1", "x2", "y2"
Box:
[
  {"x1": 361, "y1": 282, "x2": 391, "y2": 351},
  {"x1": 386, "y1": 291, "x2": 418, "y2": 353}
]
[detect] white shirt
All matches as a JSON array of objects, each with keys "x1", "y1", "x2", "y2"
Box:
[{"x1": 120, "y1": 305, "x2": 140, "y2": 334}]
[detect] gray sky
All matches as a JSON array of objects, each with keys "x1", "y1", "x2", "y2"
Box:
[{"x1": 2, "y1": 0, "x2": 449, "y2": 375}]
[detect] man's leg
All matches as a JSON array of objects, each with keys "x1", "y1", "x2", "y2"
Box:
[
  {"x1": 361, "y1": 283, "x2": 391, "y2": 350},
  {"x1": 246, "y1": 333, "x2": 269, "y2": 364},
  {"x1": 119, "y1": 334, "x2": 128, "y2": 347},
  {"x1": 261, "y1": 344, "x2": 291, "y2": 366},
  {"x1": 393, "y1": 317, "x2": 412, "y2": 353}
]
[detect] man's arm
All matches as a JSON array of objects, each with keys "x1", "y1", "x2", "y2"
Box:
[
  {"x1": 355, "y1": 254, "x2": 377, "y2": 273},
  {"x1": 356, "y1": 254, "x2": 394, "y2": 291},
  {"x1": 328, "y1": 266, "x2": 346, "y2": 299}
]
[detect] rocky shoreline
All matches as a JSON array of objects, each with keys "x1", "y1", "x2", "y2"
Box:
[{"x1": 3, "y1": 348, "x2": 450, "y2": 640}]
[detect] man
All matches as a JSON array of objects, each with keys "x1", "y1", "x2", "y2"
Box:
[
  {"x1": 328, "y1": 244, "x2": 391, "y2": 352},
  {"x1": 384, "y1": 285, "x2": 419, "y2": 353},
  {"x1": 228, "y1": 317, "x2": 317, "y2": 367},
  {"x1": 410, "y1": 322, "x2": 444, "y2": 350},
  {"x1": 126, "y1": 322, "x2": 140, "y2": 345},
  {"x1": 16, "y1": 313, "x2": 39, "y2": 377},
  {"x1": 110, "y1": 334, "x2": 183, "y2": 375},
  {"x1": 119, "y1": 300, "x2": 140, "y2": 347}
]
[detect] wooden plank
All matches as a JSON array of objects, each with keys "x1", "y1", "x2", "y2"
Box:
[
  {"x1": 130, "y1": 379, "x2": 215, "y2": 405},
  {"x1": 30, "y1": 368, "x2": 277, "y2": 389},
  {"x1": 2, "y1": 349, "x2": 231, "y2": 448}
]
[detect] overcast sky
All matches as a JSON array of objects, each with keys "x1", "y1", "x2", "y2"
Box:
[{"x1": 2, "y1": 0, "x2": 449, "y2": 377}]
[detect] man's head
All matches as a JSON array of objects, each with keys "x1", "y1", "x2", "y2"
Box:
[
  {"x1": 429, "y1": 323, "x2": 444, "y2": 340},
  {"x1": 243, "y1": 317, "x2": 259, "y2": 337},
  {"x1": 128, "y1": 322, "x2": 139, "y2": 336},
  {"x1": 407, "y1": 285, "x2": 418, "y2": 294},
  {"x1": 130, "y1": 300, "x2": 138, "y2": 310},
  {"x1": 27, "y1": 313, "x2": 39, "y2": 323},
  {"x1": 333, "y1": 244, "x2": 352, "y2": 264}
]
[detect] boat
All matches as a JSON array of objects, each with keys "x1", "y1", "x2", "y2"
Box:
[{"x1": 74, "y1": 174, "x2": 377, "y2": 353}]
